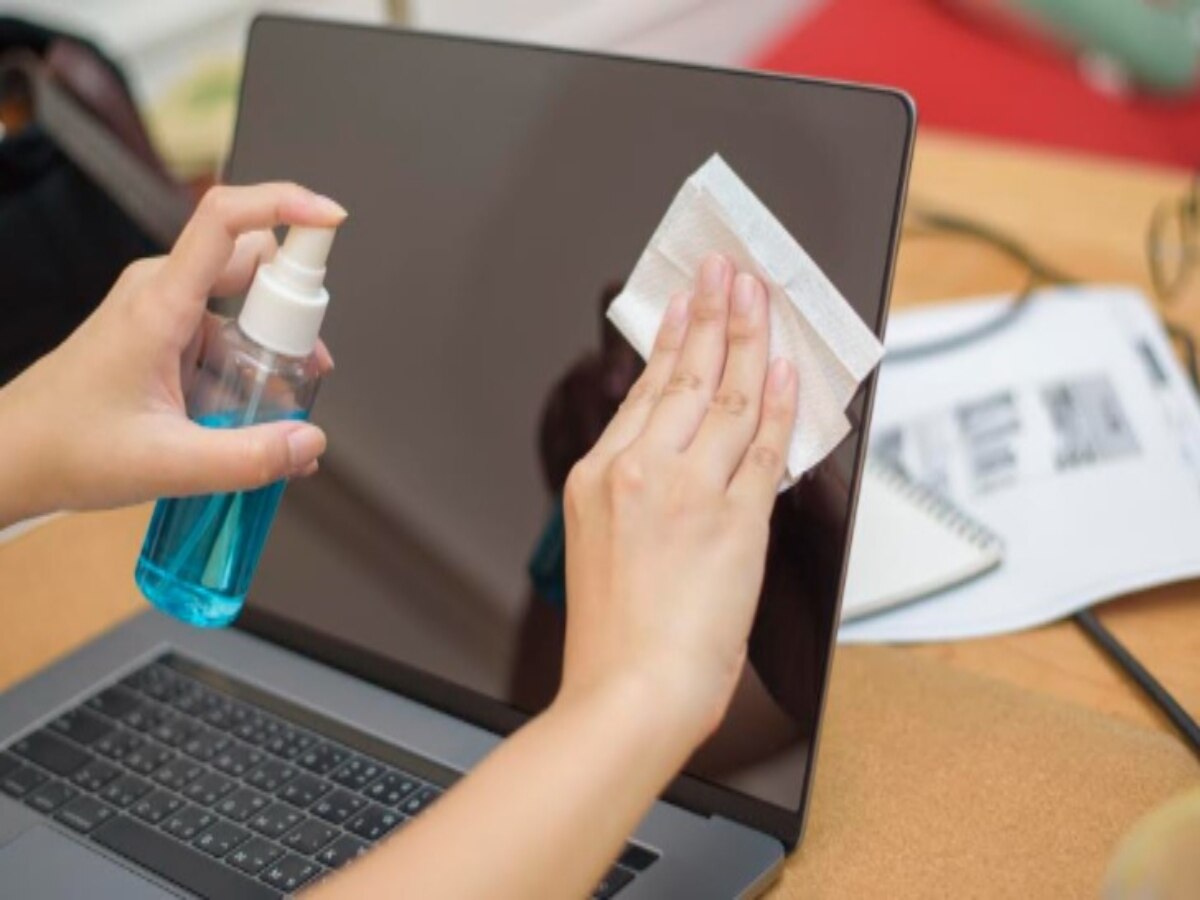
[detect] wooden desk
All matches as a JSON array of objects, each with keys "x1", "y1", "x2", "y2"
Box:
[
  {"x1": 1, "y1": 131, "x2": 1197, "y2": 895},
  {"x1": 893, "y1": 134, "x2": 1200, "y2": 736}
]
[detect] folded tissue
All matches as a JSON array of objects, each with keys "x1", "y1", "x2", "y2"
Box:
[{"x1": 606, "y1": 154, "x2": 885, "y2": 486}]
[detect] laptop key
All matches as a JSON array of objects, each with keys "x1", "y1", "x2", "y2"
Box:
[
  {"x1": 248, "y1": 801, "x2": 304, "y2": 839},
  {"x1": 93, "y1": 816, "x2": 276, "y2": 900},
  {"x1": 315, "y1": 833, "x2": 368, "y2": 870},
  {"x1": 55, "y1": 795, "x2": 116, "y2": 833},
  {"x1": 264, "y1": 726, "x2": 316, "y2": 760},
  {"x1": 260, "y1": 853, "x2": 320, "y2": 892},
  {"x1": 362, "y1": 770, "x2": 418, "y2": 806},
  {"x1": 217, "y1": 787, "x2": 271, "y2": 822},
  {"x1": 398, "y1": 784, "x2": 442, "y2": 817},
  {"x1": 228, "y1": 836, "x2": 285, "y2": 875},
  {"x1": 296, "y1": 742, "x2": 347, "y2": 775},
  {"x1": 199, "y1": 699, "x2": 237, "y2": 731},
  {"x1": 153, "y1": 758, "x2": 203, "y2": 790},
  {"x1": 120, "y1": 700, "x2": 168, "y2": 732},
  {"x1": 181, "y1": 726, "x2": 232, "y2": 762},
  {"x1": 212, "y1": 741, "x2": 264, "y2": 777},
  {"x1": 278, "y1": 772, "x2": 332, "y2": 808},
  {"x1": 123, "y1": 663, "x2": 179, "y2": 700},
  {"x1": 132, "y1": 789, "x2": 183, "y2": 824},
  {"x1": 0, "y1": 752, "x2": 20, "y2": 780},
  {"x1": 86, "y1": 685, "x2": 142, "y2": 720},
  {"x1": 246, "y1": 759, "x2": 297, "y2": 792},
  {"x1": 93, "y1": 727, "x2": 146, "y2": 762},
  {"x1": 281, "y1": 818, "x2": 338, "y2": 855},
  {"x1": 161, "y1": 804, "x2": 215, "y2": 841},
  {"x1": 184, "y1": 770, "x2": 237, "y2": 806},
  {"x1": 232, "y1": 712, "x2": 274, "y2": 746},
  {"x1": 618, "y1": 843, "x2": 660, "y2": 872},
  {"x1": 71, "y1": 758, "x2": 122, "y2": 792},
  {"x1": 166, "y1": 681, "x2": 208, "y2": 716},
  {"x1": 194, "y1": 820, "x2": 251, "y2": 857},
  {"x1": 100, "y1": 773, "x2": 153, "y2": 808},
  {"x1": 12, "y1": 729, "x2": 91, "y2": 776},
  {"x1": 152, "y1": 715, "x2": 201, "y2": 749},
  {"x1": 311, "y1": 788, "x2": 366, "y2": 825},
  {"x1": 345, "y1": 803, "x2": 402, "y2": 841},
  {"x1": 329, "y1": 755, "x2": 384, "y2": 790},
  {"x1": 593, "y1": 865, "x2": 635, "y2": 899},
  {"x1": 25, "y1": 778, "x2": 79, "y2": 813},
  {"x1": 123, "y1": 741, "x2": 175, "y2": 776},
  {"x1": 2, "y1": 764, "x2": 48, "y2": 797},
  {"x1": 48, "y1": 708, "x2": 113, "y2": 746}
]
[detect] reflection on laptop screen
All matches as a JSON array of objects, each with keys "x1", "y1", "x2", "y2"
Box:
[{"x1": 232, "y1": 20, "x2": 911, "y2": 817}]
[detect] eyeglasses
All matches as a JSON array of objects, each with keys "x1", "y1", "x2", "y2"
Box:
[
  {"x1": 892, "y1": 200, "x2": 1200, "y2": 389},
  {"x1": 1148, "y1": 175, "x2": 1200, "y2": 304}
]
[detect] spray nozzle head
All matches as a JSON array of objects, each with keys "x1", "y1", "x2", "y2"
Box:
[
  {"x1": 274, "y1": 226, "x2": 336, "y2": 292},
  {"x1": 238, "y1": 223, "x2": 340, "y2": 358}
]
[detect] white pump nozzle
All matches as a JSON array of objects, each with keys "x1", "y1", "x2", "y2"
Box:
[{"x1": 238, "y1": 225, "x2": 338, "y2": 357}]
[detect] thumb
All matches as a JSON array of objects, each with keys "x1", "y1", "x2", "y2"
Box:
[{"x1": 157, "y1": 419, "x2": 327, "y2": 496}]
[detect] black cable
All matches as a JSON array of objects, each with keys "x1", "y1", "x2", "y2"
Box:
[
  {"x1": 887, "y1": 208, "x2": 1077, "y2": 363},
  {"x1": 1074, "y1": 609, "x2": 1200, "y2": 761}
]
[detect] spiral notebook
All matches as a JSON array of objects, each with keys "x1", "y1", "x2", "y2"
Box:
[{"x1": 842, "y1": 458, "x2": 1005, "y2": 622}]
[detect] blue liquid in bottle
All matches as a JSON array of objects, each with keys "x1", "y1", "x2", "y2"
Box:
[
  {"x1": 135, "y1": 410, "x2": 305, "y2": 628},
  {"x1": 135, "y1": 222, "x2": 335, "y2": 628}
]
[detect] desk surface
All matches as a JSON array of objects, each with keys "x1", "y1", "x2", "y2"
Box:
[{"x1": 1, "y1": 131, "x2": 1197, "y2": 896}]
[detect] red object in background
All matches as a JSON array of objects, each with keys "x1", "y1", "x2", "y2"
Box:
[{"x1": 753, "y1": 0, "x2": 1200, "y2": 168}]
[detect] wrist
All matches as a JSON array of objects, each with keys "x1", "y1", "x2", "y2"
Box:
[
  {"x1": 553, "y1": 660, "x2": 718, "y2": 771},
  {"x1": 0, "y1": 360, "x2": 62, "y2": 525}
]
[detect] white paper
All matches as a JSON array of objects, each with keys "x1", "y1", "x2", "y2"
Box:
[
  {"x1": 840, "y1": 285, "x2": 1200, "y2": 643},
  {"x1": 607, "y1": 154, "x2": 884, "y2": 484}
]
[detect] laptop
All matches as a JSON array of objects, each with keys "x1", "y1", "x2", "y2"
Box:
[{"x1": 0, "y1": 17, "x2": 914, "y2": 898}]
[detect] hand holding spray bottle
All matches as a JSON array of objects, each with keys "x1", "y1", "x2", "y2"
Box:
[{"x1": 136, "y1": 224, "x2": 339, "y2": 627}]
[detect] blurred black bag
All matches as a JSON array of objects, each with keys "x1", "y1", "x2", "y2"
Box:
[{"x1": 0, "y1": 18, "x2": 191, "y2": 384}]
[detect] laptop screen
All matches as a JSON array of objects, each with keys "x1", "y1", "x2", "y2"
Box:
[{"x1": 231, "y1": 17, "x2": 912, "y2": 842}]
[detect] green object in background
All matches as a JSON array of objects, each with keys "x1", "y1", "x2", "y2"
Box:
[
  {"x1": 1014, "y1": 0, "x2": 1200, "y2": 94},
  {"x1": 1104, "y1": 787, "x2": 1200, "y2": 899}
]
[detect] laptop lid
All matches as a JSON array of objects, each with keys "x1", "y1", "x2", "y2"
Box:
[{"x1": 230, "y1": 16, "x2": 914, "y2": 848}]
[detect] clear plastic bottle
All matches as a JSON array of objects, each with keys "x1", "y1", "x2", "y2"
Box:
[{"x1": 136, "y1": 225, "x2": 338, "y2": 627}]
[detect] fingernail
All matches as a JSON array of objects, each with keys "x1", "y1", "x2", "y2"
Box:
[
  {"x1": 312, "y1": 194, "x2": 348, "y2": 220},
  {"x1": 700, "y1": 254, "x2": 729, "y2": 293},
  {"x1": 665, "y1": 292, "x2": 691, "y2": 326},
  {"x1": 287, "y1": 425, "x2": 326, "y2": 470},
  {"x1": 768, "y1": 358, "x2": 794, "y2": 392},
  {"x1": 733, "y1": 273, "x2": 761, "y2": 319}
]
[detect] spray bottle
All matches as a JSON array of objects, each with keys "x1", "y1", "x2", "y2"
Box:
[{"x1": 135, "y1": 225, "x2": 338, "y2": 627}]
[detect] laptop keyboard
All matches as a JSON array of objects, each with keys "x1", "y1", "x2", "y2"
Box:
[{"x1": 0, "y1": 655, "x2": 658, "y2": 898}]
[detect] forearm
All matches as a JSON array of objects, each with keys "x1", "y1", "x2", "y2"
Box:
[
  {"x1": 0, "y1": 361, "x2": 57, "y2": 528},
  {"x1": 309, "y1": 672, "x2": 698, "y2": 899}
]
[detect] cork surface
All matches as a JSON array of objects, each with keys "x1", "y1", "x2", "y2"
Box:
[{"x1": 777, "y1": 645, "x2": 1199, "y2": 898}]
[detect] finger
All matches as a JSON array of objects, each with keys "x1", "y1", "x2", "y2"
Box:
[
  {"x1": 640, "y1": 254, "x2": 733, "y2": 451},
  {"x1": 588, "y1": 292, "x2": 690, "y2": 460},
  {"x1": 212, "y1": 229, "x2": 278, "y2": 298},
  {"x1": 688, "y1": 272, "x2": 769, "y2": 486},
  {"x1": 180, "y1": 312, "x2": 227, "y2": 393},
  {"x1": 159, "y1": 182, "x2": 346, "y2": 309},
  {"x1": 728, "y1": 359, "x2": 797, "y2": 510},
  {"x1": 144, "y1": 418, "x2": 327, "y2": 496},
  {"x1": 314, "y1": 338, "x2": 335, "y2": 375}
]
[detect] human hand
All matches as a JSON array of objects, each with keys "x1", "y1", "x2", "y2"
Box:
[
  {"x1": 0, "y1": 183, "x2": 344, "y2": 525},
  {"x1": 558, "y1": 254, "x2": 798, "y2": 748}
]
